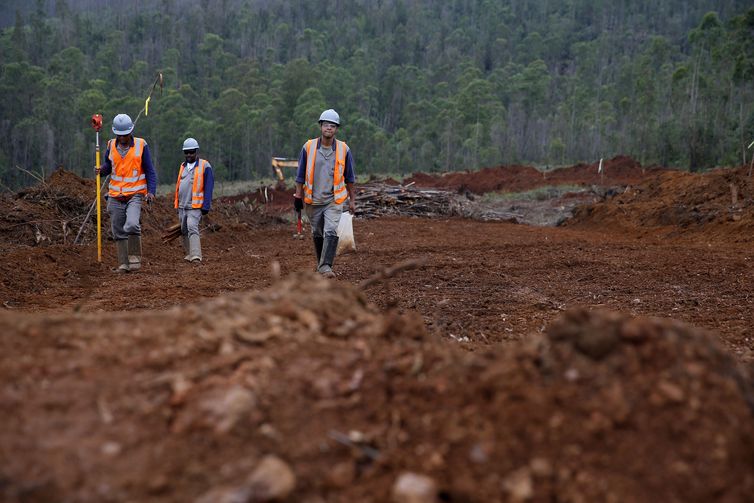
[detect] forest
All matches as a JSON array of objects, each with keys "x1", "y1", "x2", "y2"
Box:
[{"x1": 0, "y1": 0, "x2": 753, "y2": 190}]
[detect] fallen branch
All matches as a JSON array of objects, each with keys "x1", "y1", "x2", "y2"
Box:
[
  {"x1": 14, "y1": 165, "x2": 45, "y2": 184},
  {"x1": 359, "y1": 258, "x2": 428, "y2": 289},
  {"x1": 161, "y1": 221, "x2": 222, "y2": 244},
  {"x1": 161, "y1": 223, "x2": 182, "y2": 243},
  {"x1": 203, "y1": 222, "x2": 222, "y2": 233},
  {"x1": 73, "y1": 176, "x2": 109, "y2": 245},
  {"x1": 5, "y1": 219, "x2": 72, "y2": 228}
]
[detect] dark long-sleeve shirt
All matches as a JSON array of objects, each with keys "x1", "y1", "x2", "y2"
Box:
[
  {"x1": 100, "y1": 137, "x2": 158, "y2": 195},
  {"x1": 201, "y1": 164, "x2": 214, "y2": 212}
]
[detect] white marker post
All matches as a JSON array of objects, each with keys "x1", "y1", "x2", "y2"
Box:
[
  {"x1": 598, "y1": 158, "x2": 604, "y2": 185},
  {"x1": 748, "y1": 140, "x2": 754, "y2": 177}
]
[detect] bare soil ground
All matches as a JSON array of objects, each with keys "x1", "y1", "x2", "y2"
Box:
[{"x1": 1, "y1": 158, "x2": 754, "y2": 502}]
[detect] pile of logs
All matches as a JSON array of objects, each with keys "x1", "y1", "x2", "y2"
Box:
[
  {"x1": 161, "y1": 223, "x2": 182, "y2": 243},
  {"x1": 354, "y1": 182, "x2": 468, "y2": 219}
]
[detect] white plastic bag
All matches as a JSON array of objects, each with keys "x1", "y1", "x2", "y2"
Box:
[{"x1": 336, "y1": 211, "x2": 356, "y2": 255}]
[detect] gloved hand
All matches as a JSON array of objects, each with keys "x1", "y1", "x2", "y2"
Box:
[
  {"x1": 94, "y1": 165, "x2": 101, "y2": 175},
  {"x1": 201, "y1": 209, "x2": 209, "y2": 215},
  {"x1": 144, "y1": 193, "x2": 155, "y2": 205},
  {"x1": 293, "y1": 195, "x2": 303, "y2": 211}
]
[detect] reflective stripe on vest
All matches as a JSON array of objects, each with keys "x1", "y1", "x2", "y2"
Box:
[
  {"x1": 174, "y1": 159, "x2": 207, "y2": 209},
  {"x1": 108, "y1": 137, "x2": 148, "y2": 197},
  {"x1": 303, "y1": 138, "x2": 348, "y2": 205}
]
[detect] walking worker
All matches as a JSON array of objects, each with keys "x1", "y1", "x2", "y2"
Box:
[
  {"x1": 174, "y1": 137, "x2": 214, "y2": 262},
  {"x1": 293, "y1": 109, "x2": 356, "y2": 278},
  {"x1": 95, "y1": 113, "x2": 157, "y2": 273}
]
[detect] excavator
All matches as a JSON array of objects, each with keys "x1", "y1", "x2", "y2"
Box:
[
  {"x1": 271, "y1": 157, "x2": 299, "y2": 189},
  {"x1": 271, "y1": 157, "x2": 306, "y2": 239}
]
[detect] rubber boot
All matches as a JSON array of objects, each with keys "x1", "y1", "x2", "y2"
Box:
[
  {"x1": 318, "y1": 236, "x2": 339, "y2": 279},
  {"x1": 182, "y1": 235, "x2": 190, "y2": 261},
  {"x1": 188, "y1": 234, "x2": 202, "y2": 262},
  {"x1": 313, "y1": 236, "x2": 324, "y2": 272},
  {"x1": 127, "y1": 235, "x2": 142, "y2": 271},
  {"x1": 115, "y1": 239, "x2": 130, "y2": 273}
]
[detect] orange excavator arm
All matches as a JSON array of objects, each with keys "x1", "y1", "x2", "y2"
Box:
[{"x1": 272, "y1": 157, "x2": 299, "y2": 182}]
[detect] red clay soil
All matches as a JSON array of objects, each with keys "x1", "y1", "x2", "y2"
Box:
[
  {"x1": 567, "y1": 165, "x2": 754, "y2": 243},
  {"x1": 2, "y1": 167, "x2": 754, "y2": 502},
  {"x1": 404, "y1": 155, "x2": 662, "y2": 194},
  {"x1": 223, "y1": 186, "x2": 296, "y2": 211},
  {"x1": 1, "y1": 278, "x2": 753, "y2": 502}
]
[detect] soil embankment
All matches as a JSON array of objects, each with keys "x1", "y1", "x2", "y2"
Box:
[{"x1": 2, "y1": 161, "x2": 754, "y2": 501}]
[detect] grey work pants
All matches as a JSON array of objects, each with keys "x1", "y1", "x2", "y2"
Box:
[
  {"x1": 306, "y1": 202, "x2": 343, "y2": 238},
  {"x1": 178, "y1": 208, "x2": 202, "y2": 238},
  {"x1": 107, "y1": 194, "x2": 143, "y2": 240}
]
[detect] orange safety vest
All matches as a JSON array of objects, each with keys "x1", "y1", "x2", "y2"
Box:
[
  {"x1": 107, "y1": 137, "x2": 148, "y2": 197},
  {"x1": 303, "y1": 138, "x2": 348, "y2": 205},
  {"x1": 174, "y1": 159, "x2": 207, "y2": 209}
]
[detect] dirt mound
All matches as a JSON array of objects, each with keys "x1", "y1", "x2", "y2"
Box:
[
  {"x1": 1, "y1": 276, "x2": 752, "y2": 502},
  {"x1": 566, "y1": 165, "x2": 754, "y2": 242},
  {"x1": 220, "y1": 186, "x2": 295, "y2": 211},
  {"x1": 0, "y1": 169, "x2": 97, "y2": 246},
  {"x1": 0, "y1": 168, "x2": 282, "y2": 249},
  {"x1": 405, "y1": 164, "x2": 540, "y2": 194},
  {"x1": 404, "y1": 156, "x2": 660, "y2": 195},
  {"x1": 545, "y1": 155, "x2": 663, "y2": 186}
]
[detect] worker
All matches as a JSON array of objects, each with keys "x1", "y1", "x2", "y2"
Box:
[
  {"x1": 293, "y1": 109, "x2": 356, "y2": 278},
  {"x1": 174, "y1": 137, "x2": 214, "y2": 262},
  {"x1": 95, "y1": 113, "x2": 157, "y2": 273}
]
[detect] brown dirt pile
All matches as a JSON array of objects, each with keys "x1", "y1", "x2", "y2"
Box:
[
  {"x1": 404, "y1": 156, "x2": 660, "y2": 194},
  {"x1": 0, "y1": 158, "x2": 660, "y2": 250},
  {"x1": 223, "y1": 186, "x2": 295, "y2": 210},
  {"x1": 567, "y1": 165, "x2": 754, "y2": 242},
  {"x1": 0, "y1": 169, "x2": 96, "y2": 246},
  {"x1": 2, "y1": 277, "x2": 752, "y2": 502},
  {"x1": 0, "y1": 168, "x2": 282, "y2": 249}
]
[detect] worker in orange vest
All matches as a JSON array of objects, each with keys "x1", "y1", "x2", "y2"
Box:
[
  {"x1": 293, "y1": 109, "x2": 356, "y2": 278},
  {"x1": 95, "y1": 114, "x2": 157, "y2": 273},
  {"x1": 174, "y1": 138, "x2": 214, "y2": 262}
]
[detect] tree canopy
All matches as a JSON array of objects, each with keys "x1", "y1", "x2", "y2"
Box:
[{"x1": 1, "y1": 0, "x2": 753, "y2": 189}]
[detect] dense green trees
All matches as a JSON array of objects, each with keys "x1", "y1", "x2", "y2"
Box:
[{"x1": 0, "y1": 0, "x2": 753, "y2": 190}]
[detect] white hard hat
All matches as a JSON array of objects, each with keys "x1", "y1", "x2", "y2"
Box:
[
  {"x1": 112, "y1": 114, "x2": 134, "y2": 135},
  {"x1": 318, "y1": 109, "x2": 340, "y2": 125},
  {"x1": 182, "y1": 137, "x2": 200, "y2": 151}
]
